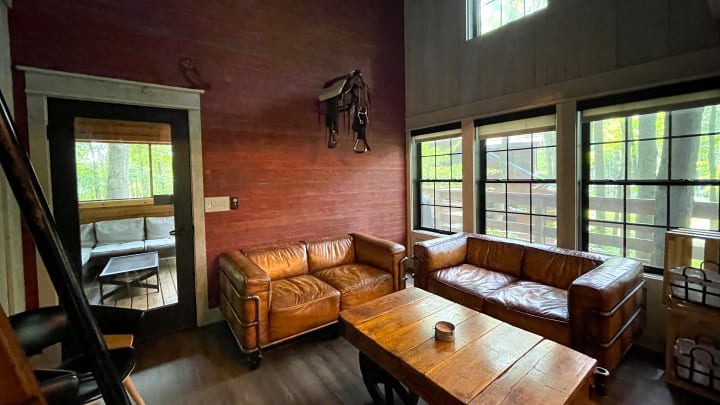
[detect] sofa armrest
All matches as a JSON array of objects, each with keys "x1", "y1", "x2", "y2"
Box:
[
  {"x1": 413, "y1": 233, "x2": 468, "y2": 289},
  {"x1": 568, "y1": 257, "x2": 645, "y2": 359},
  {"x1": 350, "y1": 232, "x2": 407, "y2": 291},
  {"x1": 218, "y1": 251, "x2": 271, "y2": 351},
  {"x1": 219, "y1": 251, "x2": 271, "y2": 296}
]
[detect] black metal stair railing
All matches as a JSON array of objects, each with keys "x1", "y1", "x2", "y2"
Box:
[{"x1": 0, "y1": 89, "x2": 130, "y2": 404}]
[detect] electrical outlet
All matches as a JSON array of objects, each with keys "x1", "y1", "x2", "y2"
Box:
[
  {"x1": 230, "y1": 196, "x2": 239, "y2": 209},
  {"x1": 205, "y1": 196, "x2": 230, "y2": 212}
]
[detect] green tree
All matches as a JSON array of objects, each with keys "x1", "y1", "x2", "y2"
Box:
[{"x1": 107, "y1": 143, "x2": 129, "y2": 199}]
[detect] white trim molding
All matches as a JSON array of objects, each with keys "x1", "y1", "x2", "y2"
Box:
[
  {"x1": 18, "y1": 67, "x2": 212, "y2": 326},
  {"x1": 0, "y1": 0, "x2": 24, "y2": 315}
]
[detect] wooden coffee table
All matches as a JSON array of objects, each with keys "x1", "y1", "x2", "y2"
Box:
[
  {"x1": 339, "y1": 288, "x2": 597, "y2": 405},
  {"x1": 98, "y1": 251, "x2": 160, "y2": 304}
]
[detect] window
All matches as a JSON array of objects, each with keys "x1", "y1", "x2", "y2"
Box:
[
  {"x1": 480, "y1": 130, "x2": 557, "y2": 244},
  {"x1": 416, "y1": 135, "x2": 463, "y2": 234},
  {"x1": 467, "y1": 0, "x2": 547, "y2": 38},
  {"x1": 582, "y1": 99, "x2": 720, "y2": 272},
  {"x1": 75, "y1": 142, "x2": 173, "y2": 201}
]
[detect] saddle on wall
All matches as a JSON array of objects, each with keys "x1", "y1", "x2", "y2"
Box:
[{"x1": 318, "y1": 70, "x2": 372, "y2": 153}]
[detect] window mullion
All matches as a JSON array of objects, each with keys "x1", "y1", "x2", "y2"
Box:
[
  {"x1": 666, "y1": 112, "x2": 672, "y2": 231},
  {"x1": 148, "y1": 144, "x2": 154, "y2": 197}
]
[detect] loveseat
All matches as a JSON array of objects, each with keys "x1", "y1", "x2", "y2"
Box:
[
  {"x1": 414, "y1": 233, "x2": 646, "y2": 371},
  {"x1": 218, "y1": 233, "x2": 406, "y2": 369},
  {"x1": 80, "y1": 216, "x2": 176, "y2": 273}
]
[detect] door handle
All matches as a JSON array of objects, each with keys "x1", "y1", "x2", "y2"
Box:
[{"x1": 171, "y1": 225, "x2": 194, "y2": 237}]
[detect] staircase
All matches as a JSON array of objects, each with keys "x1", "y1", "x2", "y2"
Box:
[{"x1": 0, "y1": 88, "x2": 131, "y2": 404}]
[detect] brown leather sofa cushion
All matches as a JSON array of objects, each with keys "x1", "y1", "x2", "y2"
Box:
[
  {"x1": 306, "y1": 235, "x2": 356, "y2": 272},
  {"x1": 313, "y1": 264, "x2": 392, "y2": 310},
  {"x1": 244, "y1": 242, "x2": 309, "y2": 281},
  {"x1": 427, "y1": 264, "x2": 517, "y2": 311},
  {"x1": 522, "y1": 246, "x2": 604, "y2": 289},
  {"x1": 466, "y1": 236, "x2": 525, "y2": 277},
  {"x1": 484, "y1": 281, "x2": 571, "y2": 345},
  {"x1": 269, "y1": 275, "x2": 340, "y2": 341}
]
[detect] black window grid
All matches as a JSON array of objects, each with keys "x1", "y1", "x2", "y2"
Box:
[
  {"x1": 415, "y1": 137, "x2": 463, "y2": 234},
  {"x1": 478, "y1": 133, "x2": 558, "y2": 245},
  {"x1": 581, "y1": 111, "x2": 720, "y2": 275}
]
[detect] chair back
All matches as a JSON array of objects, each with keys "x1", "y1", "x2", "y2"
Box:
[{"x1": 9, "y1": 306, "x2": 69, "y2": 356}]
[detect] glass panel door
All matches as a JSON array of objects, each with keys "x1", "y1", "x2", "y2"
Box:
[{"x1": 74, "y1": 118, "x2": 178, "y2": 311}]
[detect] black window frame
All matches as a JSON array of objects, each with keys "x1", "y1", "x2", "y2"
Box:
[
  {"x1": 579, "y1": 78, "x2": 720, "y2": 275},
  {"x1": 474, "y1": 107, "x2": 558, "y2": 245},
  {"x1": 412, "y1": 123, "x2": 463, "y2": 235},
  {"x1": 477, "y1": 131, "x2": 558, "y2": 245}
]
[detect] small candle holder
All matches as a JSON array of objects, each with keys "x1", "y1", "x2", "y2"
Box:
[{"x1": 434, "y1": 321, "x2": 455, "y2": 342}]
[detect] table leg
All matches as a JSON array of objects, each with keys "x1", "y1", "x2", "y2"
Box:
[
  {"x1": 358, "y1": 352, "x2": 418, "y2": 405},
  {"x1": 99, "y1": 281, "x2": 104, "y2": 305}
]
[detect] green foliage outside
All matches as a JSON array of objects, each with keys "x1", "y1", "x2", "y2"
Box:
[
  {"x1": 76, "y1": 142, "x2": 173, "y2": 201},
  {"x1": 420, "y1": 137, "x2": 462, "y2": 181},
  {"x1": 587, "y1": 104, "x2": 720, "y2": 265},
  {"x1": 479, "y1": 0, "x2": 547, "y2": 35}
]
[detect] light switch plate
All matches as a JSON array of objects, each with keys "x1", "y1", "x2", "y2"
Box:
[{"x1": 205, "y1": 196, "x2": 230, "y2": 212}]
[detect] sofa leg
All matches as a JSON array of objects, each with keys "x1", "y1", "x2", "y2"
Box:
[
  {"x1": 247, "y1": 350, "x2": 262, "y2": 370},
  {"x1": 592, "y1": 366, "x2": 610, "y2": 397}
]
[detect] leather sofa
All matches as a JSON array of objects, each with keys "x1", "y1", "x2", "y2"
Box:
[
  {"x1": 219, "y1": 232, "x2": 406, "y2": 369},
  {"x1": 414, "y1": 233, "x2": 646, "y2": 371}
]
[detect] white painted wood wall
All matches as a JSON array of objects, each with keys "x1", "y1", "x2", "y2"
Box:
[
  {"x1": 404, "y1": 0, "x2": 720, "y2": 353},
  {"x1": 405, "y1": 0, "x2": 720, "y2": 127}
]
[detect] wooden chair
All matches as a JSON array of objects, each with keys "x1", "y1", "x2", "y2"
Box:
[{"x1": 9, "y1": 306, "x2": 146, "y2": 405}]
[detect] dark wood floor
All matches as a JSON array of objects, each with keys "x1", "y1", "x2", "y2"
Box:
[{"x1": 129, "y1": 323, "x2": 712, "y2": 405}]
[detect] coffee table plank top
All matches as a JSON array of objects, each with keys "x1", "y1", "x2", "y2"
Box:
[
  {"x1": 341, "y1": 287, "x2": 428, "y2": 325},
  {"x1": 381, "y1": 304, "x2": 478, "y2": 354},
  {"x1": 423, "y1": 322, "x2": 543, "y2": 403},
  {"x1": 340, "y1": 288, "x2": 596, "y2": 405},
  {"x1": 401, "y1": 313, "x2": 501, "y2": 373},
  {"x1": 470, "y1": 339, "x2": 595, "y2": 405}
]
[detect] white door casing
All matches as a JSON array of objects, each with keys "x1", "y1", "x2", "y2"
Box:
[
  {"x1": 18, "y1": 66, "x2": 219, "y2": 325},
  {"x1": 0, "y1": 0, "x2": 25, "y2": 315}
]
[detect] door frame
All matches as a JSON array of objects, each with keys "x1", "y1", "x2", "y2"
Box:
[
  {"x1": 47, "y1": 99, "x2": 197, "y2": 335},
  {"x1": 19, "y1": 66, "x2": 219, "y2": 326},
  {"x1": 0, "y1": 0, "x2": 25, "y2": 315}
]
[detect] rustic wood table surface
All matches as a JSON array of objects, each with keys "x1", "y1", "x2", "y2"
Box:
[{"x1": 340, "y1": 287, "x2": 597, "y2": 405}]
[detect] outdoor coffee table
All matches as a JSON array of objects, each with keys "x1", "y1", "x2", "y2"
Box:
[
  {"x1": 98, "y1": 251, "x2": 160, "y2": 304},
  {"x1": 339, "y1": 288, "x2": 597, "y2": 405}
]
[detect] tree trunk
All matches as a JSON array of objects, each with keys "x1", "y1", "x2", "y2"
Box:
[
  {"x1": 106, "y1": 143, "x2": 129, "y2": 199},
  {"x1": 634, "y1": 114, "x2": 659, "y2": 264},
  {"x1": 592, "y1": 120, "x2": 605, "y2": 192},
  {"x1": 636, "y1": 115, "x2": 659, "y2": 217},
  {"x1": 710, "y1": 106, "x2": 717, "y2": 183},
  {"x1": 88, "y1": 143, "x2": 102, "y2": 200},
  {"x1": 653, "y1": 109, "x2": 702, "y2": 267}
]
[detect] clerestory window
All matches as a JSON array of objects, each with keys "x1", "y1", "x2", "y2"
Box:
[{"x1": 467, "y1": 0, "x2": 548, "y2": 39}]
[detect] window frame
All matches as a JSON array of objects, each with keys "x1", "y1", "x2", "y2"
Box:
[
  {"x1": 414, "y1": 135, "x2": 464, "y2": 235},
  {"x1": 477, "y1": 129, "x2": 558, "y2": 245},
  {"x1": 466, "y1": 0, "x2": 548, "y2": 39},
  {"x1": 580, "y1": 104, "x2": 720, "y2": 275},
  {"x1": 75, "y1": 140, "x2": 174, "y2": 203}
]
